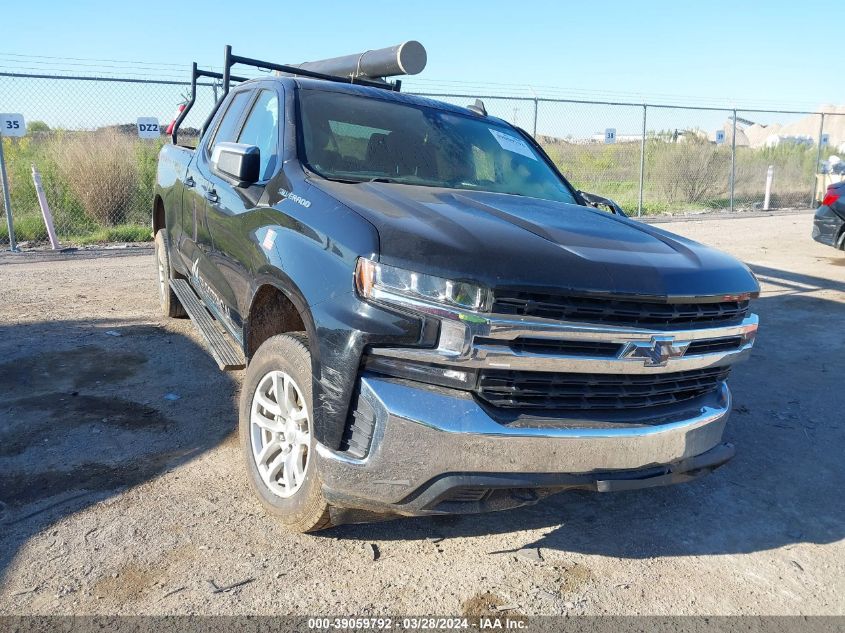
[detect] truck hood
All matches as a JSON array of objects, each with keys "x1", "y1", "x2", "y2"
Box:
[{"x1": 313, "y1": 180, "x2": 759, "y2": 298}]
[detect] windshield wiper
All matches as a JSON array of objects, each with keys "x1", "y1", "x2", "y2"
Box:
[
  {"x1": 316, "y1": 173, "x2": 408, "y2": 185},
  {"x1": 320, "y1": 175, "x2": 402, "y2": 185},
  {"x1": 368, "y1": 176, "x2": 402, "y2": 184},
  {"x1": 320, "y1": 175, "x2": 368, "y2": 184}
]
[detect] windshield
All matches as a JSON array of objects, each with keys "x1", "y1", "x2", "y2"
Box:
[{"x1": 297, "y1": 89, "x2": 578, "y2": 205}]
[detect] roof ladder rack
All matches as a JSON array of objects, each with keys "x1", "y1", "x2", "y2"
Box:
[
  {"x1": 220, "y1": 45, "x2": 402, "y2": 97},
  {"x1": 170, "y1": 62, "x2": 249, "y2": 145},
  {"x1": 171, "y1": 42, "x2": 425, "y2": 145}
]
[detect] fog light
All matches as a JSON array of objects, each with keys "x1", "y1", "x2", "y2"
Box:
[{"x1": 364, "y1": 355, "x2": 477, "y2": 390}]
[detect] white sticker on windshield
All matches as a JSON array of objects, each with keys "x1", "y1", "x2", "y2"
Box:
[{"x1": 489, "y1": 128, "x2": 537, "y2": 160}]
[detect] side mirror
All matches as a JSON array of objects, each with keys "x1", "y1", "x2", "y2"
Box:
[
  {"x1": 211, "y1": 142, "x2": 260, "y2": 186},
  {"x1": 578, "y1": 190, "x2": 628, "y2": 217}
]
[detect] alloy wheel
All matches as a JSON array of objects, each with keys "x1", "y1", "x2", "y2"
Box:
[{"x1": 249, "y1": 370, "x2": 311, "y2": 498}]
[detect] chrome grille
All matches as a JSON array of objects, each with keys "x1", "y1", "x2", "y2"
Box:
[
  {"x1": 475, "y1": 337, "x2": 622, "y2": 357},
  {"x1": 477, "y1": 366, "x2": 730, "y2": 410},
  {"x1": 686, "y1": 336, "x2": 745, "y2": 355}
]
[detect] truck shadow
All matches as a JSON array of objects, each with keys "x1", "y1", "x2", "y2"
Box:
[
  {"x1": 0, "y1": 318, "x2": 238, "y2": 584},
  {"x1": 334, "y1": 279, "x2": 845, "y2": 558},
  {"x1": 749, "y1": 262, "x2": 845, "y2": 294}
]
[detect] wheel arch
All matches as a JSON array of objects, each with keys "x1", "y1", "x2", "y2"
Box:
[
  {"x1": 243, "y1": 274, "x2": 319, "y2": 367},
  {"x1": 152, "y1": 194, "x2": 166, "y2": 236}
]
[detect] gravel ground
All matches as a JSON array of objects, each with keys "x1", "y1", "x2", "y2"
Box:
[{"x1": 0, "y1": 211, "x2": 843, "y2": 617}]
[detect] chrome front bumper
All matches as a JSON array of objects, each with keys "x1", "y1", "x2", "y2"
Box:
[
  {"x1": 317, "y1": 295, "x2": 755, "y2": 516},
  {"x1": 316, "y1": 374, "x2": 733, "y2": 514}
]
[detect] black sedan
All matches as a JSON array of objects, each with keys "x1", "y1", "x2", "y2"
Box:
[{"x1": 813, "y1": 181, "x2": 845, "y2": 250}]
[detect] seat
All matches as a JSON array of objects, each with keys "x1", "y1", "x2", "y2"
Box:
[
  {"x1": 366, "y1": 133, "x2": 392, "y2": 174},
  {"x1": 390, "y1": 132, "x2": 437, "y2": 179},
  {"x1": 308, "y1": 121, "x2": 342, "y2": 172},
  {"x1": 369, "y1": 131, "x2": 437, "y2": 180}
]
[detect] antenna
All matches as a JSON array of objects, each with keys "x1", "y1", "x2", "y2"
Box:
[{"x1": 467, "y1": 99, "x2": 487, "y2": 116}]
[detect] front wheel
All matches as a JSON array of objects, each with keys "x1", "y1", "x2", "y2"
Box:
[{"x1": 239, "y1": 332, "x2": 332, "y2": 533}]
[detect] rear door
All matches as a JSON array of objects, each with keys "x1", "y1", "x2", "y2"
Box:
[{"x1": 184, "y1": 88, "x2": 255, "y2": 332}]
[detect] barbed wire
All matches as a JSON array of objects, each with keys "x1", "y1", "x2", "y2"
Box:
[{"x1": 0, "y1": 53, "x2": 835, "y2": 112}]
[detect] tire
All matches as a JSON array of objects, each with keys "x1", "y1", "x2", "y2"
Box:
[
  {"x1": 239, "y1": 332, "x2": 332, "y2": 533},
  {"x1": 154, "y1": 229, "x2": 186, "y2": 318}
]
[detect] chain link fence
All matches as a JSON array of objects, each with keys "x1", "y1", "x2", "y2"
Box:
[
  {"x1": 0, "y1": 73, "x2": 218, "y2": 248},
  {"x1": 1, "y1": 71, "x2": 843, "y2": 248}
]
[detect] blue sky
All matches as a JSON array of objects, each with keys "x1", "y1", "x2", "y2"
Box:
[
  {"x1": 1, "y1": 0, "x2": 838, "y2": 109},
  {"x1": 0, "y1": 0, "x2": 838, "y2": 136}
]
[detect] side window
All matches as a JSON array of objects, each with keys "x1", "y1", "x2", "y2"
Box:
[
  {"x1": 237, "y1": 90, "x2": 280, "y2": 181},
  {"x1": 207, "y1": 90, "x2": 251, "y2": 153}
]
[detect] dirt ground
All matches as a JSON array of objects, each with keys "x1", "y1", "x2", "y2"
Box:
[{"x1": 0, "y1": 211, "x2": 843, "y2": 617}]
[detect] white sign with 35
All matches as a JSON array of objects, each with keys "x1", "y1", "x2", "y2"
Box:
[{"x1": 0, "y1": 113, "x2": 26, "y2": 137}]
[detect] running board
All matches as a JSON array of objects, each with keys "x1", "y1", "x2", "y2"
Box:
[{"x1": 170, "y1": 279, "x2": 246, "y2": 371}]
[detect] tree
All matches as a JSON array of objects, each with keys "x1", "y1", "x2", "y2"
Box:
[
  {"x1": 653, "y1": 142, "x2": 730, "y2": 204},
  {"x1": 27, "y1": 121, "x2": 50, "y2": 133}
]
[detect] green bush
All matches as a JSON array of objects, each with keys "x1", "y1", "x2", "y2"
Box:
[
  {"x1": 0, "y1": 213, "x2": 48, "y2": 242},
  {"x1": 51, "y1": 130, "x2": 140, "y2": 226},
  {"x1": 1, "y1": 131, "x2": 159, "y2": 245},
  {"x1": 651, "y1": 141, "x2": 731, "y2": 204},
  {"x1": 75, "y1": 224, "x2": 152, "y2": 245},
  {"x1": 540, "y1": 135, "x2": 821, "y2": 215}
]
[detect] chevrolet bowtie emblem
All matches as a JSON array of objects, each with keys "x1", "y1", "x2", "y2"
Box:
[{"x1": 620, "y1": 336, "x2": 691, "y2": 367}]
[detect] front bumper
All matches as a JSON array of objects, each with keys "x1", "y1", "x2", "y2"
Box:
[
  {"x1": 316, "y1": 374, "x2": 734, "y2": 517},
  {"x1": 813, "y1": 205, "x2": 845, "y2": 248}
]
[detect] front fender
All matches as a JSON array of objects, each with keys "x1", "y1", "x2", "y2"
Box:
[
  {"x1": 248, "y1": 267, "x2": 422, "y2": 451},
  {"x1": 244, "y1": 185, "x2": 423, "y2": 450}
]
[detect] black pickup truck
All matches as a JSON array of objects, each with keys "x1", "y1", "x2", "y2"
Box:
[{"x1": 153, "y1": 48, "x2": 760, "y2": 532}]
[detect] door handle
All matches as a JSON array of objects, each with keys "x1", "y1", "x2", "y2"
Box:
[
  {"x1": 185, "y1": 176, "x2": 195, "y2": 188},
  {"x1": 204, "y1": 189, "x2": 219, "y2": 203}
]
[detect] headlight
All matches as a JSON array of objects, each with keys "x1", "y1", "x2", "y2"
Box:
[{"x1": 355, "y1": 258, "x2": 491, "y2": 311}]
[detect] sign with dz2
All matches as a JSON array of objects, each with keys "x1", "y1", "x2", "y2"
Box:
[{"x1": 137, "y1": 118, "x2": 161, "y2": 139}]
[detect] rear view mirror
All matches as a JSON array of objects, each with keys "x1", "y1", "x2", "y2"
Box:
[{"x1": 211, "y1": 142, "x2": 260, "y2": 186}]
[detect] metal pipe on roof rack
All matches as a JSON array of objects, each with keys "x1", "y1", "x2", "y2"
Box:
[{"x1": 289, "y1": 41, "x2": 426, "y2": 80}]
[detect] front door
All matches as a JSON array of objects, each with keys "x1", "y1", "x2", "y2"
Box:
[{"x1": 203, "y1": 87, "x2": 283, "y2": 337}]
